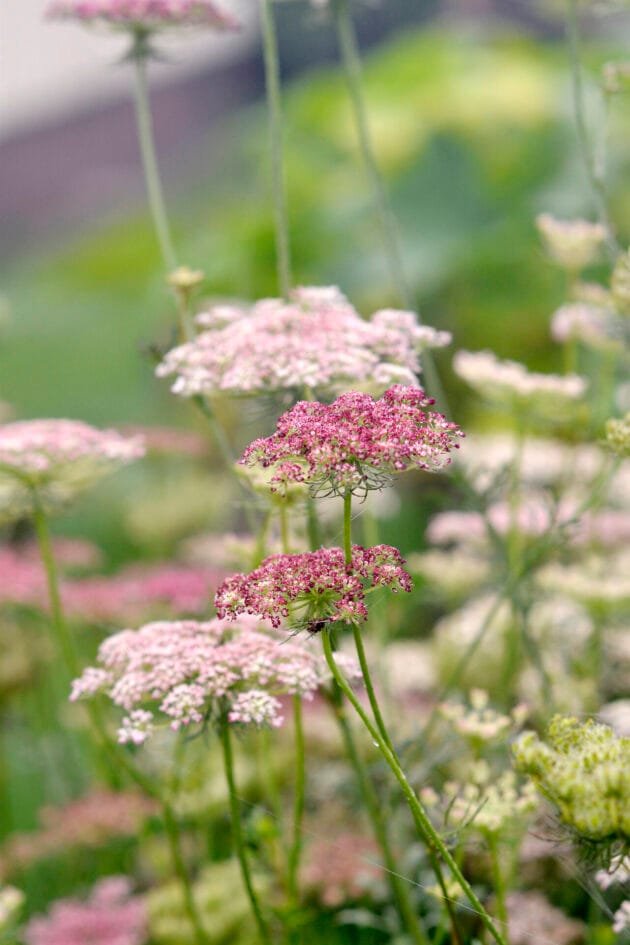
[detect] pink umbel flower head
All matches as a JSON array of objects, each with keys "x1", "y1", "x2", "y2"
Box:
[
  {"x1": 71, "y1": 617, "x2": 345, "y2": 741},
  {"x1": 215, "y1": 545, "x2": 413, "y2": 630},
  {"x1": 156, "y1": 286, "x2": 451, "y2": 399},
  {"x1": 240, "y1": 385, "x2": 463, "y2": 498},
  {"x1": 24, "y1": 877, "x2": 146, "y2": 945},
  {"x1": 46, "y1": 0, "x2": 239, "y2": 32},
  {"x1": 0, "y1": 419, "x2": 144, "y2": 523}
]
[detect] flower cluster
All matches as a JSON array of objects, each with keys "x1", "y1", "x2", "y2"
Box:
[
  {"x1": 24, "y1": 877, "x2": 146, "y2": 945},
  {"x1": 0, "y1": 791, "x2": 157, "y2": 879},
  {"x1": 513, "y1": 716, "x2": 630, "y2": 845},
  {"x1": 46, "y1": 0, "x2": 239, "y2": 30},
  {"x1": 423, "y1": 765, "x2": 538, "y2": 836},
  {"x1": 453, "y1": 350, "x2": 587, "y2": 419},
  {"x1": 156, "y1": 286, "x2": 450, "y2": 399},
  {"x1": 439, "y1": 689, "x2": 528, "y2": 744},
  {"x1": 240, "y1": 386, "x2": 463, "y2": 497},
  {"x1": 0, "y1": 419, "x2": 144, "y2": 522},
  {"x1": 613, "y1": 901, "x2": 630, "y2": 934},
  {"x1": 536, "y1": 213, "x2": 607, "y2": 271},
  {"x1": 215, "y1": 545, "x2": 413, "y2": 629},
  {"x1": 595, "y1": 853, "x2": 630, "y2": 890},
  {"x1": 71, "y1": 617, "x2": 350, "y2": 742},
  {"x1": 551, "y1": 302, "x2": 622, "y2": 350},
  {"x1": 606, "y1": 411, "x2": 630, "y2": 458}
]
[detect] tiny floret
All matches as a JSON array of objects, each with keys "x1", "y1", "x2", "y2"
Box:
[
  {"x1": 215, "y1": 545, "x2": 412, "y2": 630},
  {"x1": 0, "y1": 419, "x2": 144, "y2": 523},
  {"x1": 605, "y1": 412, "x2": 630, "y2": 458},
  {"x1": 240, "y1": 386, "x2": 463, "y2": 497}
]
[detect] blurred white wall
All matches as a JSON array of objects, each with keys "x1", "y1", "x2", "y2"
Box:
[{"x1": 0, "y1": 0, "x2": 257, "y2": 139}]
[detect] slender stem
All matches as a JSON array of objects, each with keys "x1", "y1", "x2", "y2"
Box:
[
  {"x1": 220, "y1": 724, "x2": 273, "y2": 944},
  {"x1": 566, "y1": 0, "x2": 617, "y2": 250},
  {"x1": 487, "y1": 835, "x2": 509, "y2": 940},
  {"x1": 130, "y1": 42, "x2": 177, "y2": 274},
  {"x1": 343, "y1": 490, "x2": 353, "y2": 565},
  {"x1": 332, "y1": 0, "x2": 408, "y2": 306},
  {"x1": 306, "y1": 496, "x2": 321, "y2": 551},
  {"x1": 321, "y1": 632, "x2": 507, "y2": 945},
  {"x1": 328, "y1": 692, "x2": 430, "y2": 945},
  {"x1": 332, "y1": 0, "x2": 447, "y2": 409},
  {"x1": 162, "y1": 800, "x2": 211, "y2": 945},
  {"x1": 352, "y1": 622, "x2": 395, "y2": 754},
  {"x1": 287, "y1": 695, "x2": 306, "y2": 903},
  {"x1": 260, "y1": 0, "x2": 292, "y2": 298},
  {"x1": 279, "y1": 502, "x2": 291, "y2": 554}
]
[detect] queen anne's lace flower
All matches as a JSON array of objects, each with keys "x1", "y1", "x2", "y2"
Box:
[
  {"x1": 453, "y1": 350, "x2": 587, "y2": 419},
  {"x1": 71, "y1": 617, "x2": 349, "y2": 742},
  {"x1": 215, "y1": 545, "x2": 412, "y2": 629},
  {"x1": 46, "y1": 0, "x2": 239, "y2": 30},
  {"x1": 24, "y1": 877, "x2": 146, "y2": 945},
  {"x1": 536, "y1": 214, "x2": 607, "y2": 270},
  {"x1": 156, "y1": 286, "x2": 450, "y2": 399},
  {"x1": 240, "y1": 386, "x2": 463, "y2": 497},
  {"x1": 550, "y1": 303, "x2": 622, "y2": 350},
  {"x1": 0, "y1": 419, "x2": 144, "y2": 523}
]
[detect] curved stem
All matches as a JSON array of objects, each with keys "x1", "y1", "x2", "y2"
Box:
[
  {"x1": 130, "y1": 44, "x2": 177, "y2": 274},
  {"x1": 220, "y1": 724, "x2": 273, "y2": 944},
  {"x1": 321, "y1": 632, "x2": 507, "y2": 945},
  {"x1": 352, "y1": 622, "x2": 395, "y2": 754},
  {"x1": 342, "y1": 490, "x2": 353, "y2": 565},
  {"x1": 328, "y1": 692, "x2": 430, "y2": 945},
  {"x1": 287, "y1": 695, "x2": 306, "y2": 903},
  {"x1": 487, "y1": 834, "x2": 509, "y2": 940},
  {"x1": 332, "y1": 0, "x2": 447, "y2": 409},
  {"x1": 260, "y1": 0, "x2": 292, "y2": 298}
]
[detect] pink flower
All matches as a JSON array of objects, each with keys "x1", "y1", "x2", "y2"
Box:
[
  {"x1": 24, "y1": 877, "x2": 146, "y2": 945},
  {"x1": 46, "y1": 0, "x2": 239, "y2": 31},
  {"x1": 0, "y1": 419, "x2": 144, "y2": 522},
  {"x1": 71, "y1": 617, "x2": 341, "y2": 740},
  {"x1": 215, "y1": 545, "x2": 412, "y2": 630},
  {"x1": 156, "y1": 286, "x2": 450, "y2": 399},
  {"x1": 240, "y1": 386, "x2": 463, "y2": 498}
]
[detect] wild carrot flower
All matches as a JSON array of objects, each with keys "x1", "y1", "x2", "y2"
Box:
[
  {"x1": 513, "y1": 716, "x2": 630, "y2": 846},
  {"x1": 215, "y1": 545, "x2": 412, "y2": 630},
  {"x1": 71, "y1": 617, "x2": 348, "y2": 742},
  {"x1": 0, "y1": 419, "x2": 144, "y2": 523},
  {"x1": 453, "y1": 350, "x2": 587, "y2": 420},
  {"x1": 550, "y1": 303, "x2": 622, "y2": 350},
  {"x1": 24, "y1": 877, "x2": 146, "y2": 945},
  {"x1": 156, "y1": 286, "x2": 450, "y2": 399},
  {"x1": 240, "y1": 386, "x2": 463, "y2": 498},
  {"x1": 46, "y1": 0, "x2": 239, "y2": 31},
  {"x1": 613, "y1": 901, "x2": 630, "y2": 934},
  {"x1": 536, "y1": 213, "x2": 607, "y2": 271}
]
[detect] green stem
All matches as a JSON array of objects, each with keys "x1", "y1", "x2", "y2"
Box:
[
  {"x1": 279, "y1": 502, "x2": 291, "y2": 554},
  {"x1": 352, "y1": 621, "x2": 395, "y2": 755},
  {"x1": 566, "y1": 0, "x2": 617, "y2": 249},
  {"x1": 332, "y1": 0, "x2": 447, "y2": 409},
  {"x1": 343, "y1": 490, "x2": 353, "y2": 565},
  {"x1": 487, "y1": 835, "x2": 509, "y2": 940},
  {"x1": 162, "y1": 800, "x2": 211, "y2": 945},
  {"x1": 220, "y1": 724, "x2": 273, "y2": 944},
  {"x1": 306, "y1": 496, "x2": 321, "y2": 551},
  {"x1": 130, "y1": 41, "x2": 178, "y2": 274},
  {"x1": 287, "y1": 695, "x2": 306, "y2": 903},
  {"x1": 322, "y1": 632, "x2": 507, "y2": 945},
  {"x1": 328, "y1": 692, "x2": 429, "y2": 945},
  {"x1": 260, "y1": 0, "x2": 292, "y2": 298}
]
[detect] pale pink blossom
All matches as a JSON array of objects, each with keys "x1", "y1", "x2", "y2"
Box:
[
  {"x1": 0, "y1": 419, "x2": 143, "y2": 522},
  {"x1": 24, "y1": 877, "x2": 146, "y2": 945},
  {"x1": 47, "y1": 0, "x2": 239, "y2": 30},
  {"x1": 157, "y1": 286, "x2": 450, "y2": 399},
  {"x1": 71, "y1": 617, "x2": 343, "y2": 740}
]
